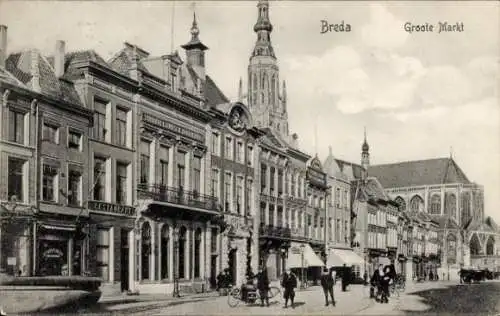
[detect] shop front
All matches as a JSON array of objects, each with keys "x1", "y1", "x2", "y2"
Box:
[
  {"x1": 221, "y1": 214, "x2": 254, "y2": 287},
  {"x1": 326, "y1": 247, "x2": 366, "y2": 280},
  {"x1": 259, "y1": 225, "x2": 292, "y2": 281},
  {"x1": 87, "y1": 200, "x2": 136, "y2": 295},
  {"x1": 287, "y1": 241, "x2": 324, "y2": 287}
]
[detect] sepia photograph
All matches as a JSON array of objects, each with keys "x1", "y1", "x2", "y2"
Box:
[{"x1": 0, "y1": 0, "x2": 499, "y2": 315}]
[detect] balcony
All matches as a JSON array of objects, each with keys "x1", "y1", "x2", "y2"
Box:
[
  {"x1": 137, "y1": 184, "x2": 219, "y2": 212},
  {"x1": 259, "y1": 225, "x2": 292, "y2": 239}
]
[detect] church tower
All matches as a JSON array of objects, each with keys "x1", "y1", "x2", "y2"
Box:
[
  {"x1": 247, "y1": 0, "x2": 289, "y2": 137},
  {"x1": 181, "y1": 12, "x2": 208, "y2": 81},
  {"x1": 361, "y1": 127, "x2": 370, "y2": 180}
]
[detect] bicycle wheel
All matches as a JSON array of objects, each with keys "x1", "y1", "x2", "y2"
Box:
[
  {"x1": 227, "y1": 288, "x2": 241, "y2": 308},
  {"x1": 268, "y1": 286, "x2": 281, "y2": 301}
]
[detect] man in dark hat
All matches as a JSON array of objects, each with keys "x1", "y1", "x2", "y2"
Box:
[
  {"x1": 255, "y1": 266, "x2": 270, "y2": 307},
  {"x1": 320, "y1": 267, "x2": 336, "y2": 306}
]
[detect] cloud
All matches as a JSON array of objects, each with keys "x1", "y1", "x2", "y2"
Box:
[{"x1": 361, "y1": 5, "x2": 408, "y2": 49}]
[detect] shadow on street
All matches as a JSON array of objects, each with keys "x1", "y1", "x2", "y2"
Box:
[{"x1": 401, "y1": 282, "x2": 500, "y2": 315}]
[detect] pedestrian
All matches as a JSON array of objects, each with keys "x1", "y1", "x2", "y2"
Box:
[
  {"x1": 320, "y1": 267, "x2": 336, "y2": 307},
  {"x1": 216, "y1": 271, "x2": 225, "y2": 295},
  {"x1": 363, "y1": 271, "x2": 368, "y2": 285},
  {"x1": 281, "y1": 268, "x2": 297, "y2": 308},
  {"x1": 256, "y1": 266, "x2": 270, "y2": 307},
  {"x1": 341, "y1": 264, "x2": 350, "y2": 292},
  {"x1": 371, "y1": 264, "x2": 389, "y2": 303}
]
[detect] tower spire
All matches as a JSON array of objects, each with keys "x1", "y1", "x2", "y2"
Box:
[
  {"x1": 181, "y1": 2, "x2": 208, "y2": 80},
  {"x1": 361, "y1": 127, "x2": 370, "y2": 180},
  {"x1": 251, "y1": 0, "x2": 275, "y2": 58},
  {"x1": 238, "y1": 77, "x2": 243, "y2": 101}
]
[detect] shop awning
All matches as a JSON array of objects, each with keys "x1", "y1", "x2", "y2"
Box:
[
  {"x1": 287, "y1": 242, "x2": 325, "y2": 268},
  {"x1": 327, "y1": 249, "x2": 366, "y2": 267}
]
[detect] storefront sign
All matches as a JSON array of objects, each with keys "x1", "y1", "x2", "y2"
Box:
[
  {"x1": 88, "y1": 201, "x2": 135, "y2": 216},
  {"x1": 306, "y1": 168, "x2": 326, "y2": 186},
  {"x1": 143, "y1": 113, "x2": 205, "y2": 143},
  {"x1": 7, "y1": 257, "x2": 16, "y2": 266},
  {"x1": 42, "y1": 248, "x2": 64, "y2": 259}
]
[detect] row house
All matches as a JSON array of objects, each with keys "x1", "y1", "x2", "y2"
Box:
[
  {"x1": 369, "y1": 156, "x2": 488, "y2": 280},
  {"x1": 323, "y1": 148, "x2": 364, "y2": 279},
  {"x1": 1, "y1": 25, "x2": 94, "y2": 278},
  {"x1": 208, "y1": 101, "x2": 263, "y2": 288}
]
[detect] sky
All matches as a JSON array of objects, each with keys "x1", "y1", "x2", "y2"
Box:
[{"x1": 1, "y1": 1, "x2": 499, "y2": 222}]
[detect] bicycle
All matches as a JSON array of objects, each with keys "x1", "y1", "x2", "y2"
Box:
[
  {"x1": 227, "y1": 285, "x2": 281, "y2": 308},
  {"x1": 389, "y1": 276, "x2": 406, "y2": 298}
]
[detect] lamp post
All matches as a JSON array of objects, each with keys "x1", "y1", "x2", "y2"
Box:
[
  {"x1": 300, "y1": 244, "x2": 305, "y2": 289},
  {"x1": 173, "y1": 225, "x2": 180, "y2": 298}
]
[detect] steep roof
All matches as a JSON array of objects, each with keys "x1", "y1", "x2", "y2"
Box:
[
  {"x1": 335, "y1": 159, "x2": 365, "y2": 181},
  {"x1": 205, "y1": 75, "x2": 229, "y2": 107},
  {"x1": 323, "y1": 148, "x2": 349, "y2": 182},
  {"x1": 0, "y1": 66, "x2": 27, "y2": 88},
  {"x1": 6, "y1": 50, "x2": 82, "y2": 105},
  {"x1": 368, "y1": 157, "x2": 470, "y2": 189}
]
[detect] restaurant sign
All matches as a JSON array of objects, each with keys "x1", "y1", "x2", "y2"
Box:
[
  {"x1": 88, "y1": 201, "x2": 135, "y2": 216},
  {"x1": 307, "y1": 168, "x2": 327, "y2": 186}
]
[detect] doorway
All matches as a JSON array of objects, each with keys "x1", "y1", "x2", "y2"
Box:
[
  {"x1": 229, "y1": 249, "x2": 237, "y2": 285},
  {"x1": 120, "y1": 229, "x2": 129, "y2": 292},
  {"x1": 210, "y1": 255, "x2": 217, "y2": 289}
]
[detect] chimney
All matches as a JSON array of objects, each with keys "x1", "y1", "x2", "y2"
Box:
[
  {"x1": 0, "y1": 25, "x2": 7, "y2": 68},
  {"x1": 54, "y1": 40, "x2": 65, "y2": 77}
]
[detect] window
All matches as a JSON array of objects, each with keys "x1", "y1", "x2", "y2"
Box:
[
  {"x1": 430, "y1": 194, "x2": 441, "y2": 214},
  {"x1": 335, "y1": 188, "x2": 341, "y2": 208},
  {"x1": 260, "y1": 164, "x2": 267, "y2": 193},
  {"x1": 211, "y1": 132, "x2": 220, "y2": 155},
  {"x1": 8, "y1": 157, "x2": 25, "y2": 202},
  {"x1": 93, "y1": 157, "x2": 106, "y2": 201},
  {"x1": 159, "y1": 145, "x2": 169, "y2": 186},
  {"x1": 96, "y1": 227, "x2": 110, "y2": 281},
  {"x1": 225, "y1": 137, "x2": 233, "y2": 159},
  {"x1": 224, "y1": 172, "x2": 232, "y2": 212},
  {"x1": 291, "y1": 173, "x2": 296, "y2": 197},
  {"x1": 192, "y1": 156, "x2": 201, "y2": 195},
  {"x1": 328, "y1": 218, "x2": 333, "y2": 241},
  {"x1": 270, "y1": 167, "x2": 275, "y2": 193},
  {"x1": 236, "y1": 176, "x2": 243, "y2": 215},
  {"x1": 260, "y1": 203, "x2": 266, "y2": 224},
  {"x1": 116, "y1": 162, "x2": 128, "y2": 204},
  {"x1": 140, "y1": 140, "x2": 151, "y2": 185},
  {"x1": 343, "y1": 190, "x2": 348, "y2": 208},
  {"x1": 67, "y1": 169, "x2": 81, "y2": 206},
  {"x1": 278, "y1": 169, "x2": 283, "y2": 196},
  {"x1": 291, "y1": 209, "x2": 296, "y2": 228},
  {"x1": 298, "y1": 211, "x2": 303, "y2": 230},
  {"x1": 94, "y1": 99, "x2": 108, "y2": 142},
  {"x1": 236, "y1": 141, "x2": 243, "y2": 162},
  {"x1": 246, "y1": 179, "x2": 253, "y2": 215},
  {"x1": 176, "y1": 151, "x2": 186, "y2": 190},
  {"x1": 194, "y1": 228, "x2": 202, "y2": 278},
  {"x1": 269, "y1": 205, "x2": 275, "y2": 226},
  {"x1": 161, "y1": 225, "x2": 170, "y2": 279},
  {"x1": 344, "y1": 220, "x2": 349, "y2": 243},
  {"x1": 247, "y1": 146, "x2": 253, "y2": 166},
  {"x1": 141, "y1": 222, "x2": 151, "y2": 280},
  {"x1": 211, "y1": 169, "x2": 219, "y2": 199},
  {"x1": 68, "y1": 130, "x2": 82, "y2": 150},
  {"x1": 42, "y1": 164, "x2": 58, "y2": 202},
  {"x1": 8, "y1": 109, "x2": 25, "y2": 144},
  {"x1": 336, "y1": 219, "x2": 341, "y2": 242},
  {"x1": 42, "y1": 122, "x2": 59, "y2": 144},
  {"x1": 115, "y1": 106, "x2": 128, "y2": 147}
]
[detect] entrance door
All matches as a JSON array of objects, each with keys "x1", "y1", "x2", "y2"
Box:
[
  {"x1": 229, "y1": 249, "x2": 237, "y2": 285},
  {"x1": 210, "y1": 255, "x2": 217, "y2": 289},
  {"x1": 120, "y1": 229, "x2": 129, "y2": 292}
]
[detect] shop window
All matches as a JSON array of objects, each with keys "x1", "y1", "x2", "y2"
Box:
[
  {"x1": 8, "y1": 157, "x2": 25, "y2": 202},
  {"x1": 141, "y1": 222, "x2": 151, "y2": 280},
  {"x1": 96, "y1": 227, "x2": 110, "y2": 281},
  {"x1": 194, "y1": 228, "x2": 202, "y2": 278},
  {"x1": 161, "y1": 225, "x2": 170, "y2": 279},
  {"x1": 178, "y1": 226, "x2": 187, "y2": 279}
]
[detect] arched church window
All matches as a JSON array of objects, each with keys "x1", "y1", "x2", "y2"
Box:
[
  {"x1": 430, "y1": 194, "x2": 441, "y2": 214},
  {"x1": 486, "y1": 236, "x2": 495, "y2": 255},
  {"x1": 409, "y1": 195, "x2": 424, "y2": 212},
  {"x1": 461, "y1": 192, "x2": 470, "y2": 224},
  {"x1": 470, "y1": 233, "x2": 481, "y2": 256},
  {"x1": 394, "y1": 196, "x2": 406, "y2": 212},
  {"x1": 445, "y1": 193, "x2": 457, "y2": 218}
]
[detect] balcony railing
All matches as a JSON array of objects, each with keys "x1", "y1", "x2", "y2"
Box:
[
  {"x1": 137, "y1": 184, "x2": 219, "y2": 211},
  {"x1": 259, "y1": 225, "x2": 292, "y2": 239}
]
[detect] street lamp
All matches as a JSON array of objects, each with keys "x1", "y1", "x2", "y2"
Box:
[
  {"x1": 172, "y1": 225, "x2": 180, "y2": 298},
  {"x1": 300, "y1": 244, "x2": 305, "y2": 289}
]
